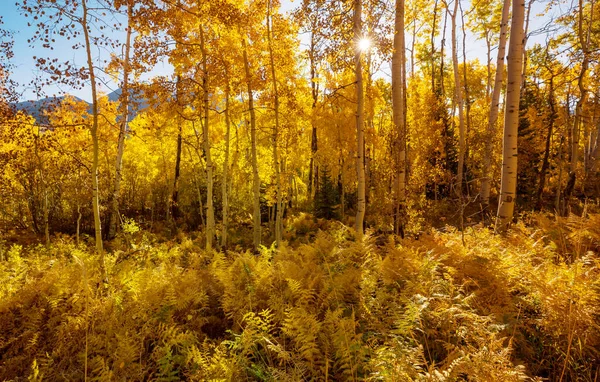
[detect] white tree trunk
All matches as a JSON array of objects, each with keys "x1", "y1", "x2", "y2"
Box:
[
  {"x1": 481, "y1": 0, "x2": 510, "y2": 208},
  {"x1": 267, "y1": 1, "x2": 283, "y2": 247},
  {"x1": 200, "y1": 28, "x2": 215, "y2": 251},
  {"x1": 108, "y1": 1, "x2": 133, "y2": 239},
  {"x1": 221, "y1": 73, "x2": 231, "y2": 248},
  {"x1": 392, "y1": 0, "x2": 406, "y2": 237},
  {"x1": 82, "y1": 0, "x2": 103, "y2": 255},
  {"x1": 354, "y1": 0, "x2": 366, "y2": 238},
  {"x1": 450, "y1": 0, "x2": 465, "y2": 229},
  {"x1": 496, "y1": 0, "x2": 525, "y2": 231},
  {"x1": 242, "y1": 34, "x2": 261, "y2": 249}
]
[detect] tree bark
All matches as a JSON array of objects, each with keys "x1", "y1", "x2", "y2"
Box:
[
  {"x1": 392, "y1": 0, "x2": 406, "y2": 237},
  {"x1": 172, "y1": 121, "x2": 182, "y2": 220},
  {"x1": 481, "y1": 0, "x2": 510, "y2": 208},
  {"x1": 108, "y1": 1, "x2": 133, "y2": 240},
  {"x1": 535, "y1": 73, "x2": 555, "y2": 210},
  {"x1": 450, "y1": 0, "x2": 465, "y2": 230},
  {"x1": 82, "y1": 0, "x2": 103, "y2": 256},
  {"x1": 562, "y1": 0, "x2": 592, "y2": 211},
  {"x1": 221, "y1": 69, "x2": 231, "y2": 248},
  {"x1": 460, "y1": 2, "x2": 471, "y2": 197},
  {"x1": 241, "y1": 33, "x2": 261, "y2": 249},
  {"x1": 353, "y1": 0, "x2": 366, "y2": 238},
  {"x1": 34, "y1": 125, "x2": 49, "y2": 245},
  {"x1": 496, "y1": 0, "x2": 525, "y2": 231},
  {"x1": 267, "y1": 1, "x2": 283, "y2": 247},
  {"x1": 431, "y1": 0, "x2": 438, "y2": 92},
  {"x1": 200, "y1": 28, "x2": 215, "y2": 251},
  {"x1": 308, "y1": 6, "x2": 320, "y2": 203}
]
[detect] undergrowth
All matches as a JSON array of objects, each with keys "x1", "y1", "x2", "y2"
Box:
[{"x1": 0, "y1": 213, "x2": 599, "y2": 381}]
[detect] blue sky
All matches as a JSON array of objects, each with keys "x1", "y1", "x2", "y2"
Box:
[{"x1": 2, "y1": 0, "x2": 558, "y2": 102}]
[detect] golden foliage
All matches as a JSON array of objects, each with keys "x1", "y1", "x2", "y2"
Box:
[{"x1": 1, "y1": 214, "x2": 599, "y2": 380}]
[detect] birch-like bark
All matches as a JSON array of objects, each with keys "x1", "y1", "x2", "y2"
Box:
[
  {"x1": 496, "y1": 0, "x2": 525, "y2": 231},
  {"x1": 242, "y1": 34, "x2": 261, "y2": 249},
  {"x1": 450, "y1": 0, "x2": 465, "y2": 230},
  {"x1": 392, "y1": 0, "x2": 406, "y2": 237},
  {"x1": 221, "y1": 69, "x2": 231, "y2": 248},
  {"x1": 460, "y1": 3, "x2": 471, "y2": 197},
  {"x1": 562, "y1": 0, "x2": 592, "y2": 210},
  {"x1": 200, "y1": 28, "x2": 215, "y2": 251},
  {"x1": 171, "y1": 120, "x2": 182, "y2": 220},
  {"x1": 266, "y1": 1, "x2": 283, "y2": 247},
  {"x1": 535, "y1": 74, "x2": 555, "y2": 210},
  {"x1": 82, "y1": 0, "x2": 103, "y2": 255},
  {"x1": 431, "y1": 0, "x2": 438, "y2": 92},
  {"x1": 108, "y1": 1, "x2": 133, "y2": 239},
  {"x1": 308, "y1": 5, "x2": 320, "y2": 202},
  {"x1": 481, "y1": 0, "x2": 510, "y2": 208},
  {"x1": 353, "y1": 0, "x2": 366, "y2": 238}
]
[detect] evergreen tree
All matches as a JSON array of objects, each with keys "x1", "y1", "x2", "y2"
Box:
[{"x1": 314, "y1": 166, "x2": 339, "y2": 219}]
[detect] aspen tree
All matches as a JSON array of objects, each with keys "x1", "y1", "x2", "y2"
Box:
[
  {"x1": 221, "y1": 65, "x2": 231, "y2": 248},
  {"x1": 392, "y1": 0, "x2": 406, "y2": 237},
  {"x1": 562, "y1": 0, "x2": 592, "y2": 212},
  {"x1": 108, "y1": 0, "x2": 133, "y2": 239},
  {"x1": 241, "y1": 33, "x2": 262, "y2": 249},
  {"x1": 81, "y1": 0, "x2": 103, "y2": 255},
  {"x1": 199, "y1": 28, "x2": 215, "y2": 251},
  {"x1": 449, "y1": 0, "x2": 465, "y2": 230},
  {"x1": 20, "y1": 0, "x2": 107, "y2": 257},
  {"x1": 266, "y1": 0, "x2": 283, "y2": 247},
  {"x1": 481, "y1": 0, "x2": 510, "y2": 209},
  {"x1": 354, "y1": 0, "x2": 366, "y2": 238},
  {"x1": 496, "y1": 0, "x2": 525, "y2": 231}
]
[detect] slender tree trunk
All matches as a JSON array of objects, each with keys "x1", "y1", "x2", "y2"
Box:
[
  {"x1": 520, "y1": 0, "x2": 533, "y2": 89},
  {"x1": 76, "y1": 200, "x2": 82, "y2": 245},
  {"x1": 82, "y1": 0, "x2": 103, "y2": 256},
  {"x1": 366, "y1": 53, "x2": 374, "y2": 208},
  {"x1": 200, "y1": 28, "x2": 215, "y2": 251},
  {"x1": 353, "y1": 0, "x2": 366, "y2": 238},
  {"x1": 555, "y1": 134, "x2": 564, "y2": 211},
  {"x1": 583, "y1": 104, "x2": 595, "y2": 183},
  {"x1": 172, "y1": 122, "x2": 182, "y2": 220},
  {"x1": 485, "y1": 32, "x2": 491, "y2": 98},
  {"x1": 221, "y1": 72, "x2": 231, "y2": 249},
  {"x1": 34, "y1": 126, "x2": 49, "y2": 245},
  {"x1": 431, "y1": 0, "x2": 438, "y2": 92},
  {"x1": 241, "y1": 33, "x2": 261, "y2": 249},
  {"x1": 562, "y1": 0, "x2": 592, "y2": 210},
  {"x1": 392, "y1": 0, "x2": 406, "y2": 237},
  {"x1": 334, "y1": 104, "x2": 345, "y2": 218},
  {"x1": 588, "y1": 123, "x2": 600, "y2": 173},
  {"x1": 308, "y1": 8, "x2": 320, "y2": 203},
  {"x1": 460, "y1": 3, "x2": 471, "y2": 197},
  {"x1": 267, "y1": 1, "x2": 283, "y2": 247},
  {"x1": 496, "y1": 0, "x2": 526, "y2": 231},
  {"x1": 108, "y1": 1, "x2": 133, "y2": 240},
  {"x1": 535, "y1": 73, "x2": 556, "y2": 210},
  {"x1": 170, "y1": 76, "x2": 183, "y2": 224},
  {"x1": 440, "y1": 10, "x2": 448, "y2": 98},
  {"x1": 481, "y1": 0, "x2": 510, "y2": 208},
  {"x1": 450, "y1": 0, "x2": 465, "y2": 231}
]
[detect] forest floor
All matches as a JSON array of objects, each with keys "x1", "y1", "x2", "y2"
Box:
[{"x1": 0, "y1": 211, "x2": 599, "y2": 381}]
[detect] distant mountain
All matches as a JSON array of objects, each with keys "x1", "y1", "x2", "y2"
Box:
[
  {"x1": 13, "y1": 89, "x2": 147, "y2": 124},
  {"x1": 15, "y1": 95, "x2": 87, "y2": 124},
  {"x1": 106, "y1": 88, "x2": 149, "y2": 115}
]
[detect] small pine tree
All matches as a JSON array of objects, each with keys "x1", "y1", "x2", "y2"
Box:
[{"x1": 314, "y1": 166, "x2": 339, "y2": 219}]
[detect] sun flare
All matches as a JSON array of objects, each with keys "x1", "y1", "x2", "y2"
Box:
[{"x1": 358, "y1": 38, "x2": 371, "y2": 51}]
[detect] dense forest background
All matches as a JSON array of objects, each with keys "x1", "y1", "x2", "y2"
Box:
[{"x1": 0, "y1": 0, "x2": 599, "y2": 380}]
